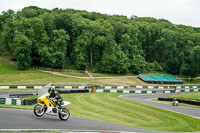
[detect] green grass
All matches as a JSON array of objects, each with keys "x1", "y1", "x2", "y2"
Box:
[
  {"x1": 0, "y1": 70, "x2": 95, "y2": 85},
  {"x1": 0, "y1": 61, "x2": 19, "y2": 74},
  {"x1": 0, "y1": 61, "x2": 96, "y2": 85},
  {"x1": 183, "y1": 79, "x2": 200, "y2": 84},
  {"x1": 94, "y1": 76, "x2": 145, "y2": 86},
  {"x1": 169, "y1": 92, "x2": 200, "y2": 101},
  {"x1": 1, "y1": 93, "x2": 200, "y2": 132},
  {"x1": 0, "y1": 104, "x2": 34, "y2": 110},
  {"x1": 0, "y1": 61, "x2": 144, "y2": 85}
]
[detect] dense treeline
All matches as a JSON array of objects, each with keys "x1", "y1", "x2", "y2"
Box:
[{"x1": 0, "y1": 6, "x2": 200, "y2": 78}]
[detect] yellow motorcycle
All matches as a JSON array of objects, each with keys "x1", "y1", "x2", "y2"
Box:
[{"x1": 34, "y1": 83, "x2": 70, "y2": 121}]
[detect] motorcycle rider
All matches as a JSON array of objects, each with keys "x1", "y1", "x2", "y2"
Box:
[{"x1": 48, "y1": 87, "x2": 63, "y2": 109}]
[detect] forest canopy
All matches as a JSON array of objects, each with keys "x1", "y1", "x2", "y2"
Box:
[{"x1": 0, "y1": 6, "x2": 200, "y2": 78}]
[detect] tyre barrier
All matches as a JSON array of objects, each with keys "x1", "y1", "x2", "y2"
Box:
[
  {"x1": 0, "y1": 98, "x2": 23, "y2": 105},
  {"x1": 0, "y1": 97, "x2": 38, "y2": 105},
  {"x1": 9, "y1": 93, "x2": 36, "y2": 98},
  {"x1": 158, "y1": 98, "x2": 200, "y2": 106},
  {"x1": 23, "y1": 98, "x2": 37, "y2": 105}
]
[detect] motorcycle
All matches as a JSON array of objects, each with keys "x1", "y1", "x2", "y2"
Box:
[
  {"x1": 34, "y1": 83, "x2": 70, "y2": 121},
  {"x1": 172, "y1": 99, "x2": 178, "y2": 106}
]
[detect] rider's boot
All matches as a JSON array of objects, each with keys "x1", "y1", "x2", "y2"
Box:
[{"x1": 52, "y1": 107, "x2": 57, "y2": 113}]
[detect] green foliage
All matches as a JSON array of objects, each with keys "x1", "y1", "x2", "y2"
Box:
[
  {"x1": 100, "y1": 42, "x2": 130, "y2": 73},
  {"x1": 145, "y1": 61, "x2": 163, "y2": 72},
  {"x1": 189, "y1": 45, "x2": 200, "y2": 78},
  {"x1": 130, "y1": 55, "x2": 145, "y2": 74},
  {"x1": 180, "y1": 63, "x2": 191, "y2": 78},
  {"x1": 13, "y1": 33, "x2": 32, "y2": 70},
  {"x1": 181, "y1": 46, "x2": 200, "y2": 79},
  {"x1": 0, "y1": 7, "x2": 200, "y2": 76},
  {"x1": 0, "y1": 18, "x2": 17, "y2": 52}
]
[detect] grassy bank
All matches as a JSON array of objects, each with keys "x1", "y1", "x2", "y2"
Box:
[
  {"x1": 169, "y1": 92, "x2": 200, "y2": 101},
  {"x1": 1, "y1": 60, "x2": 200, "y2": 86},
  {"x1": 183, "y1": 79, "x2": 200, "y2": 84},
  {"x1": 0, "y1": 61, "x2": 97, "y2": 85},
  {"x1": 0, "y1": 61, "x2": 144, "y2": 85}
]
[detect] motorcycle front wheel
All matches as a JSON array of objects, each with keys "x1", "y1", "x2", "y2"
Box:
[
  {"x1": 34, "y1": 104, "x2": 45, "y2": 117},
  {"x1": 59, "y1": 108, "x2": 70, "y2": 121}
]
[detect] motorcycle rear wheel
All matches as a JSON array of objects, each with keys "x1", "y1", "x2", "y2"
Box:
[
  {"x1": 34, "y1": 104, "x2": 45, "y2": 117},
  {"x1": 59, "y1": 108, "x2": 70, "y2": 121}
]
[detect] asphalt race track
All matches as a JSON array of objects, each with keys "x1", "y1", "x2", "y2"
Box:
[{"x1": 0, "y1": 108, "x2": 165, "y2": 133}]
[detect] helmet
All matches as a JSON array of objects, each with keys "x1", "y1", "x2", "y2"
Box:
[{"x1": 48, "y1": 87, "x2": 55, "y2": 94}]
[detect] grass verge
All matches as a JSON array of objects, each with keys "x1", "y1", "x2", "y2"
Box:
[
  {"x1": 168, "y1": 92, "x2": 200, "y2": 101},
  {"x1": 0, "y1": 104, "x2": 34, "y2": 110},
  {"x1": 64, "y1": 93, "x2": 200, "y2": 132}
]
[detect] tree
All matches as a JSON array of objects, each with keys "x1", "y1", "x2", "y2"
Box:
[
  {"x1": 13, "y1": 33, "x2": 32, "y2": 70},
  {"x1": 130, "y1": 55, "x2": 146, "y2": 74},
  {"x1": 0, "y1": 18, "x2": 17, "y2": 52},
  {"x1": 181, "y1": 46, "x2": 200, "y2": 79},
  {"x1": 38, "y1": 46, "x2": 52, "y2": 67},
  {"x1": 51, "y1": 29, "x2": 69, "y2": 68},
  {"x1": 164, "y1": 56, "x2": 181, "y2": 74},
  {"x1": 39, "y1": 30, "x2": 69, "y2": 69},
  {"x1": 189, "y1": 46, "x2": 200, "y2": 78},
  {"x1": 180, "y1": 63, "x2": 191, "y2": 78},
  {"x1": 52, "y1": 51, "x2": 65, "y2": 69},
  {"x1": 101, "y1": 42, "x2": 129, "y2": 73}
]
